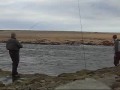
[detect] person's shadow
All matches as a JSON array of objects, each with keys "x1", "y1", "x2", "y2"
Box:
[{"x1": 12, "y1": 76, "x2": 20, "y2": 82}]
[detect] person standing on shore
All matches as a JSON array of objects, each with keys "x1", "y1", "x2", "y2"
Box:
[
  {"x1": 6, "y1": 33, "x2": 23, "y2": 77},
  {"x1": 113, "y1": 35, "x2": 120, "y2": 66}
]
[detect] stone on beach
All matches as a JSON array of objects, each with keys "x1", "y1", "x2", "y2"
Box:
[{"x1": 55, "y1": 78, "x2": 111, "y2": 90}]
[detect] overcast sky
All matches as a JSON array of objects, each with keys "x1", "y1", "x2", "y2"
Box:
[{"x1": 0, "y1": 0, "x2": 120, "y2": 32}]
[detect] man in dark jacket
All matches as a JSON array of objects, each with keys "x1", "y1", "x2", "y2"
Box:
[
  {"x1": 113, "y1": 35, "x2": 120, "y2": 66},
  {"x1": 6, "y1": 33, "x2": 23, "y2": 77}
]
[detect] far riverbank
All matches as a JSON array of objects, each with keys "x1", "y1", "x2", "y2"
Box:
[{"x1": 0, "y1": 30, "x2": 119, "y2": 46}]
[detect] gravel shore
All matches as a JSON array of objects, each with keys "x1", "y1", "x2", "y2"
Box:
[{"x1": 0, "y1": 66, "x2": 120, "y2": 90}]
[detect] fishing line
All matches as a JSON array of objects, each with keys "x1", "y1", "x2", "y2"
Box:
[
  {"x1": 23, "y1": 0, "x2": 87, "y2": 70},
  {"x1": 18, "y1": 3, "x2": 41, "y2": 30},
  {"x1": 29, "y1": 22, "x2": 41, "y2": 30},
  {"x1": 77, "y1": 0, "x2": 86, "y2": 69}
]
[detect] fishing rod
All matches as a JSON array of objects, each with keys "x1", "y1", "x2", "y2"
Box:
[
  {"x1": 77, "y1": 0, "x2": 86, "y2": 69},
  {"x1": 26, "y1": 0, "x2": 86, "y2": 69}
]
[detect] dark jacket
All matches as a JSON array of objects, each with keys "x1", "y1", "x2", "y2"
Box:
[
  {"x1": 114, "y1": 39, "x2": 120, "y2": 53},
  {"x1": 6, "y1": 38, "x2": 23, "y2": 50}
]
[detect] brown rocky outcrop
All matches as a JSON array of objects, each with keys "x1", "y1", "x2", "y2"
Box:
[{"x1": 100, "y1": 40, "x2": 113, "y2": 46}]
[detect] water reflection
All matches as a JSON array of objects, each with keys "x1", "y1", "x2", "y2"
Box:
[
  {"x1": 0, "y1": 76, "x2": 12, "y2": 85},
  {"x1": 0, "y1": 75, "x2": 21, "y2": 85}
]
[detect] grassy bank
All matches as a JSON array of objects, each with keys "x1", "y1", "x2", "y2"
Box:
[{"x1": 1, "y1": 30, "x2": 120, "y2": 45}]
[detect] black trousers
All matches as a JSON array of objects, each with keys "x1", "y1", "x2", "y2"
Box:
[
  {"x1": 9, "y1": 50, "x2": 19, "y2": 76},
  {"x1": 114, "y1": 52, "x2": 120, "y2": 66}
]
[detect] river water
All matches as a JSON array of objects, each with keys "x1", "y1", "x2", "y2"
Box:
[{"x1": 0, "y1": 43, "x2": 114, "y2": 76}]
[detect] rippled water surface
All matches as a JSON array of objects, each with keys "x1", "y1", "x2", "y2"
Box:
[{"x1": 0, "y1": 43, "x2": 114, "y2": 76}]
